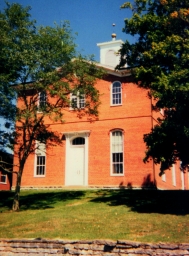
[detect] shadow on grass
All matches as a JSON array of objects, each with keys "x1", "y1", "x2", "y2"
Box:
[
  {"x1": 91, "y1": 189, "x2": 189, "y2": 216},
  {"x1": 0, "y1": 190, "x2": 85, "y2": 211},
  {"x1": 1, "y1": 189, "x2": 189, "y2": 215}
]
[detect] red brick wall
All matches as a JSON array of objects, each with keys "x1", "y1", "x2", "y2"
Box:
[
  {"x1": 155, "y1": 162, "x2": 189, "y2": 190},
  {"x1": 0, "y1": 153, "x2": 13, "y2": 191},
  {"x1": 12, "y1": 74, "x2": 185, "y2": 190},
  {"x1": 0, "y1": 171, "x2": 12, "y2": 190}
]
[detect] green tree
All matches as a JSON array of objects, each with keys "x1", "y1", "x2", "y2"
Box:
[
  {"x1": 0, "y1": 2, "x2": 103, "y2": 211},
  {"x1": 118, "y1": 0, "x2": 189, "y2": 175}
]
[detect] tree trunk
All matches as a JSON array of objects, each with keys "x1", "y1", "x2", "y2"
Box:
[{"x1": 12, "y1": 170, "x2": 22, "y2": 211}]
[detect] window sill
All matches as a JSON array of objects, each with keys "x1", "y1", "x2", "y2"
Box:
[
  {"x1": 110, "y1": 104, "x2": 122, "y2": 107},
  {"x1": 110, "y1": 174, "x2": 124, "y2": 177}
]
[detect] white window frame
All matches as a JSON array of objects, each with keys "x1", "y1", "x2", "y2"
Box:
[
  {"x1": 110, "y1": 130, "x2": 124, "y2": 176},
  {"x1": 111, "y1": 81, "x2": 122, "y2": 106},
  {"x1": 70, "y1": 92, "x2": 85, "y2": 109},
  {"x1": 34, "y1": 141, "x2": 46, "y2": 177},
  {"x1": 172, "y1": 164, "x2": 176, "y2": 186},
  {"x1": 160, "y1": 108, "x2": 164, "y2": 116},
  {"x1": 0, "y1": 171, "x2": 7, "y2": 184},
  {"x1": 38, "y1": 91, "x2": 47, "y2": 112},
  {"x1": 181, "y1": 169, "x2": 184, "y2": 190},
  {"x1": 162, "y1": 173, "x2": 166, "y2": 182}
]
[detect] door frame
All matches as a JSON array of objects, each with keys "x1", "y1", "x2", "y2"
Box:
[{"x1": 64, "y1": 130, "x2": 90, "y2": 186}]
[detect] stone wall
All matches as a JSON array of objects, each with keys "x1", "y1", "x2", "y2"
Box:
[{"x1": 1, "y1": 239, "x2": 189, "y2": 255}]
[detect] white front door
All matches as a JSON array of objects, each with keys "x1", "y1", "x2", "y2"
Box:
[
  {"x1": 65, "y1": 132, "x2": 90, "y2": 186},
  {"x1": 67, "y1": 146, "x2": 84, "y2": 185}
]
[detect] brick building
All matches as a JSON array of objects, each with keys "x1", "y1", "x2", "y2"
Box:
[
  {"x1": 0, "y1": 151, "x2": 13, "y2": 190},
  {"x1": 11, "y1": 35, "x2": 188, "y2": 190}
]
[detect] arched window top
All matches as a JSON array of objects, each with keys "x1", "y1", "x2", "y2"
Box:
[
  {"x1": 109, "y1": 128, "x2": 125, "y2": 135},
  {"x1": 112, "y1": 81, "x2": 121, "y2": 87},
  {"x1": 111, "y1": 81, "x2": 122, "y2": 105},
  {"x1": 112, "y1": 130, "x2": 122, "y2": 136},
  {"x1": 72, "y1": 137, "x2": 85, "y2": 145}
]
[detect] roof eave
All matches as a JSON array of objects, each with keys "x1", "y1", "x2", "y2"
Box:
[{"x1": 96, "y1": 63, "x2": 131, "y2": 77}]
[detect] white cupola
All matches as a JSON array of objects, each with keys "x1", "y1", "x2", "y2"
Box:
[{"x1": 97, "y1": 32, "x2": 124, "y2": 69}]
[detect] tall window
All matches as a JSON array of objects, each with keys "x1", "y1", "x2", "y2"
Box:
[
  {"x1": 162, "y1": 173, "x2": 166, "y2": 182},
  {"x1": 111, "y1": 130, "x2": 124, "y2": 175},
  {"x1": 172, "y1": 164, "x2": 176, "y2": 186},
  {"x1": 70, "y1": 93, "x2": 85, "y2": 109},
  {"x1": 38, "y1": 91, "x2": 47, "y2": 111},
  {"x1": 35, "y1": 141, "x2": 46, "y2": 176},
  {"x1": 0, "y1": 171, "x2": 7, "y2": 184},
  {"x1": 111, "y1": 81, "x2": 122, "y2": 105}
]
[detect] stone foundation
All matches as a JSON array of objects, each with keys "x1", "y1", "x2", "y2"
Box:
[{"x1": 1, "y1": 239, "x2": 189, "y2": 255}]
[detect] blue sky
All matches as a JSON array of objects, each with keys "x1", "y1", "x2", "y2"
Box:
[{"x1": 0, "y1": 0, "x2": 135, "y2": 62}]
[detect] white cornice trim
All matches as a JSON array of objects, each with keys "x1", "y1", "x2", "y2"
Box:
[
  {"x1": 97, "y1": 39, "x2": 124, "y2": 47},
  {"x1": 96, "y1": 63, "x2": 131, "y2": 77}
]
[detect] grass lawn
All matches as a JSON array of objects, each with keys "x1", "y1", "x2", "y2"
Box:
[{"x1": 0, "y1": 189, "x2": 189, "y2": 243}]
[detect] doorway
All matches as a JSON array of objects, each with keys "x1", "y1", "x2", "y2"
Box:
[{"x1": 64, "y1": 131, "x2": 90, "y2": 186}]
